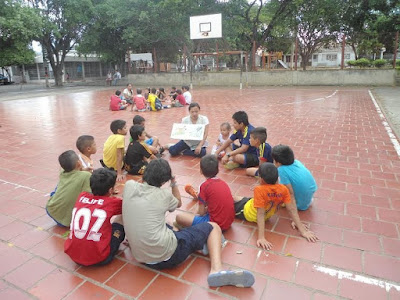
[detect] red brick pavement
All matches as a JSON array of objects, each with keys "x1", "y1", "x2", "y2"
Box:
[{"x1": 0, "y1": 87, "x2": 399, "y2": 299}]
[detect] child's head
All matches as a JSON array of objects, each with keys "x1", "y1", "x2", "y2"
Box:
[
  {"x1": 90, "y1": 168, "x2": 117, "y2": 196},
  {"x1": 232, "y1": 111, "x2": 249, "y2": 130},
  {"x1": 200, "y1": 155, "x2": 219, "y2": 178},
  {"x1": 220, "y1": 122, "x2": 231, "y2": 137},
  {"x1": 115, "y1": 90, "x2": 121, "y2": 96},
  {"x1": 271, "y1": 144, "x2": 295, "y2": 166},
  {"x1": 259, "y1": 162, "x2": 279, "y2": 185},
  {"x1": 136, "y1": 88, "x2": 142, "y2": 94},
  {"x1": 143, "y1": 159, "x2": 172, "y2": 187},
  {"x1": 76, "y1": 135, "x2": 97, "y2": 155},
  {"x1": 171, "y1": 86, "x2": 176, "y2": 91},
  {"x1": 132, "y1": 115, "x2": 145, "y2": 127},
  {"x1": 110, "y1": 119, "x2": 127, "y2": 135},
  {"x1": 58, "y1": 150, "x2": 80, "y2": 172},
  {"x1": 151, "y1": 87, "x2": 157, "y2": 94},
  {"x1": 182, "y1": 85, "x2": 189, "y2": 91},
  {"x1": 159, "y1": 87, "x2": 165, "y2": 93},
  {"x1": 176, "y1": 89, "x2": 183, "y2": 95},
  {"x1": 249, "y1": 127, "x2": 267, "y2": 147},
  {"x1": 130, "y1": 125, "x2": 145, "y2": 141}
]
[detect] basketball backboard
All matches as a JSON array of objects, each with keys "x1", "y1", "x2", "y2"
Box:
[{"x1": 190, "y1": 14, "x2": 222, "y2": 40}]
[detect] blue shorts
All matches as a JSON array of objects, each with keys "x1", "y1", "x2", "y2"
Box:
[
  {"x1": 145, "y1": 138, "x2": 154, "y2": 146},
  {"x1": 46, "y1": 207, "x2": 68, "y2": 227},
  {"x1": 231, "y1": 144, "x2": 259, "y2": 168},
  {"x1": 145, "y1": 223, "x2": 213, "y2": 270},
  {"x1": 192, "y1": 213, "x2": 210, "y2": 226}
]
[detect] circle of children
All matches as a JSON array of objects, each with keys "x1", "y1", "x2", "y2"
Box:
[{"x1": 46, "y1": 85, "x2": 319, "y2": 289}]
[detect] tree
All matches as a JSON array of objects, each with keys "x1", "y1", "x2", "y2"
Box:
[
  {"x1": 295, "y1": 0, "x2": 342, "y2": 70},
  {"x1": 0, "y1": 0, "x2": 42, "y2": 78},
  {"x1": 30, "y1": 0, "x2": 94, "y2": 86}
]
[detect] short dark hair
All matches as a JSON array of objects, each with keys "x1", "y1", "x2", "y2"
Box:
[
  {"x1": 76, "y1": 135, "x2": 94, "y2": 153},
  {"x1": 133, "y1": 115, "x2": 145, "y2": 125},
  {"x1": 115, "y1": 90, "x2": 121, "y2": 96},
  {"x1": 151, "y1": 87, "x2": 157, "y2": 93},
  {"x1": 58, "y1": 150, "x2": 79, "y2": 172},
  {"x1": 232, "y1": 111, "x2": 249, "y2": 126},
  {"x1": 159, "y1": 87, "x2": 165, "y2": 92},
  {"x1": 110, "y1": 119, "x2": 126, "y2": 134},
  {"x1": 250, "y1": 127, "x2": 267, "y2": 143},
  {"x1": 220, "y1": 122, "x2": 231, "y2": 131},
  {"x1": 177, "y1": 89, "x2": 183, "y2": 95},
  {"x1": 171, "y1": 86, "x2": 176, "y2": 90},
  {"x1": 188, "y1": 102, "x2": 200, "y2": 111},
  {"x1": 130, "y1": 125, "x2": 144, "y2": 141},
  {"x1": 90, "y1": 168, "x2": 117, "y2": 196},
  {"x1": 143, "y1": 159, "x2": 172, "y2": 187},
  {"x1": 136, "y1": 88, "x2": 142, "y2": 94},
  {"x1": 200, "y1": 155, "x2": 219, "y2": 178},
  {"x1": 272, "y1": 144, "x2": 295, "y2": 165},
  {"x1": 259, "y1": 162, "x2": 279, "y2": 184}
]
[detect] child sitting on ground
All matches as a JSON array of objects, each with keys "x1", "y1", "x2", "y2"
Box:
[
  {"x1": 272, "y1": 144, "x2": 317, "y2": 212},
  {"x1": 147, "y1": 88, "x2": 160, "y2": 111},
  {"x1": 102, "y1": 119, "x2": 127, "y2": 181},
  {"x1": 132, "y1": 115, "x2": 163, "y2": 155},
  {"x1": 64, "y1": 168, "x2": 125, "y2": 266},
  {"x1": 211, "y1": 122, "x2": 231, "y2": 157},
  {"x1": 46, "y1": 150, "x2": 91, "y2": 227},
  {"x1": 175, "y1": 155, "x2": 235, "y2": 231},
  {"x1": 109, "y1": 90, "x2": 128, "y2": 111},
  {"x1": 214, "y1": 111, "x2": 259, "y2": 170},
  {"x1": 246, "y1": 127, "x2": 273, "y2": 177},
  {"x1": 76, "y1": 135, "x2": 97, "y2": 172},
  {"x1": 124, "y1": 125, "x2": 157, "y2": 175},
  {"x1": 169, "y1": 86, "x2": 177, "y2": 101},
  {"x1": 157, "y1": 87, "x2": 167, "y2": 100},
  {"x1": 171, "y1": 89, "x2": 186, "y2": 107},
  {"x1": 234, "y1": 162, "x2": 318, "y2": 250},
  {"x1": 122, "y1": 159, "x2": 255, "y2": 287},
  {"x1": 131, "y1": 88, "x2": 147, "y2": 112}
]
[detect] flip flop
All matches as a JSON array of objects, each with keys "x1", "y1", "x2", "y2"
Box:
[{"x1": 207, "y1": 270, "x2": 255, "y2": 287}]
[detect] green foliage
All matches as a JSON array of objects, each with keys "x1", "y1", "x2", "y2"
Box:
[
  {"x1": 0, "y1": 0, "x2": 42, "y2": 67},
  {"x1": 347, "y1": 60, "x2": 356, "y2": 67},
  {"x1": 354, "y1": 58, "x2": 371, "y2": 68},
  {"x1": 373, "y1": 59, "x2": 386, "y2": 68},
  {"x1": 396, "y1": 60, "x2": 400, "y2": 67}
]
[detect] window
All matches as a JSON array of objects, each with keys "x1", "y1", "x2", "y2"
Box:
[
  {"x1": 313, "y1": 54, "x2": 318, "y2": 61},
  {"x1": 344, "y1": 53, "x2": 350, "y2": 59},
  {"x1": 326, "y1": 54, "x2": 337, "y2": 61}
]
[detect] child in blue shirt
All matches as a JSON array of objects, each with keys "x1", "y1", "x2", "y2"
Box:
[
  {"x1": 246, "y1": 127, "x2": 273, "y2": 177},
  {"x1": 272, "y1": 144, "x2": 317, "y2": 211}
]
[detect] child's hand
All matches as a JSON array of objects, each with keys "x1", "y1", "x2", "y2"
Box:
[
  {"x1": 256, "y1": 238, "x2": 273, "y2": 250},
  {"x1": 216, "y1": 141, "x2": 222, "y2": 146},
  {"x1": 300, "y1": 230, "x2": 319, "y2": 243},
  {"x1": 221, "y1": 155, "x2": 229, "y2": 164}
]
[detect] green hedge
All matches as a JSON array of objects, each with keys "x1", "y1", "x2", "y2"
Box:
[{"x1": 372, "y1": 59, "x2": 386, "y2": 68}]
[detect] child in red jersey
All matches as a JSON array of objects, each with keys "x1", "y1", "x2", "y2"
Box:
[
  {"x1": 175, "y1": 155, "x2": 234, "y2": 231},
  {"x1": 64, "y1": 168, "x2": 125, "y2": 266}
]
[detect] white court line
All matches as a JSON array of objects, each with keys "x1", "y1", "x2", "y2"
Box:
[
  {"x1": 368, "y1": 90, "x2": 400, "y2": 158},
  {"x1": 0, "y1": 179, "x2": 41, "y2": 193},
  {"x1": 280, "y1": 89, "x2": 338, "y2": 105},
  {"x1": 314, "y1": 265, "x2": 400, "y2": 292}
]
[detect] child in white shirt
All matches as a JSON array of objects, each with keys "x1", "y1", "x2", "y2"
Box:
[{"x1": 211, "y1": 122, "x2": 231, "y2": 157}]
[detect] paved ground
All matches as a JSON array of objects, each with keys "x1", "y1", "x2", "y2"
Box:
[{"x1": 0, "y1": 85, "x2": 399, "y2": 299}]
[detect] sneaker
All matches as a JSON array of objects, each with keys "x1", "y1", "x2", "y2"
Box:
[
  {"x1": 159, "y1": 147, "x2": 165, "y2": 155},
  {"x1": 185, "y1": 184, "x2": 198, "y2": 199},
  {"x1": 224, "y1": 161, "x2": 240, "y2": 170}
]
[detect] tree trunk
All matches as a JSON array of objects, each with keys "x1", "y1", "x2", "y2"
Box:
[{"x1": 300, "y1": 53, "x2": 309, "y2": 70}]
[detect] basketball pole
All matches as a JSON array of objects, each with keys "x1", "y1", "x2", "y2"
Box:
[{"x1": 240, "y1": 51, "x2": 243, "y2": 90}]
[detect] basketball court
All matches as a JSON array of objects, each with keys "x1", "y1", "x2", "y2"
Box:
[{"x1": 0, "y1": 85, "x2": 399, "y2": 299}]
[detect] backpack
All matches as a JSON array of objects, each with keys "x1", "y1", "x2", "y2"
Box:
[{"x1": 155, "y1": 98, "x2": 162, "y2": 110}]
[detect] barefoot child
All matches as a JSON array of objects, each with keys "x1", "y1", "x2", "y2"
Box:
[
  {"x1": 109, "y1": 90, "x2": 128, "y2": 111},
  {"x1": 234, "y1": 162, "x2": 318, "y2": 250},
  {"x1": 76, "y1": 135, "x2": 97, "y2": 172},
  {"x1": 211, "y1": 122, "x2": 231, "y2": 158},
  {"x1": 64, "y1": 168, "x2": 125, "y2": 266}
]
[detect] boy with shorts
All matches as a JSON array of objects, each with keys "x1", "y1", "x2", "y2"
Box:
[
  {"x1": 46, "y1": 150, "x2": 91, "y2": 227},
  {"x1": 234, "y1": 163, "x2": 318, "y2": 250},
  {"x1": 214, "y1": 111, "x2": 258, "y2": 170},
  {"x1": 76, "y1": 135, "x2": 97, "y2": 172},
  {"x1": 65, "y1": 168, "x2": 125, "y2": 266},
  {"x1": 102, "y1": 119, "x2": 127, "y2": 181},
  {"x1": 245, "y1": 127, "x2": 273, "y2": 177},
  {"x1": 175, "y1": 155, "x2": 234, "y2": 231},
  {"x1": 123, "y1": 159, "x2": 255, "y2": 287},
  {"x1": 132, "y1": 115, "x2": 163, "y2": 155},
  {"x1": 109, "y1": 90, "x2": 128, "y2": 111},
  {"x1": 272, "y1": 144, "x2": 317, "y2": 211},
  {"x1": 131, "y1": 88, "x2": 147, "y2": 112}
]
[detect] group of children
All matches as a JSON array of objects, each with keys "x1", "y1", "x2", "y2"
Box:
[
  {"x1": 45, "y1": 105, "x2": 319, "y2": 289},
  {"x1": 109, "y1": 84, "x2": 192, "y2": 112}
]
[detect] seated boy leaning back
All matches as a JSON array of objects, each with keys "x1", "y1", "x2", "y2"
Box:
[
  {"x1": 64, "y1": 168, "x2": 125, "y2": 266},
  {"x1": 246, "y1": 127, "x2": 272, "y2": 177},
  {"x1": 234, "y1": 162, "x2": 318, "y2": 250},
  {"x1": 122, "y1": 159, "x2": 255, "y2": 287},
  {"x1": 46, "y1": 150, "x2": 91, "y2": 227},
  {"x1": 175, "y1": 155, "x2": 234, "y2": 231}
]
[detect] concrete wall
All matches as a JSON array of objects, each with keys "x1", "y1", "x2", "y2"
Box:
[{"x1": 128, "y1": 69, "x2": 396, "y2": 86}]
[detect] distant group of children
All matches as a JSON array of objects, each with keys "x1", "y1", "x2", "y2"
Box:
[
  {"x1": 46, "y1": 89, "x2": 320, "y2": 289},
  {"x1": 109, "y1": 84, "x2": 192, "y2": 112}
]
